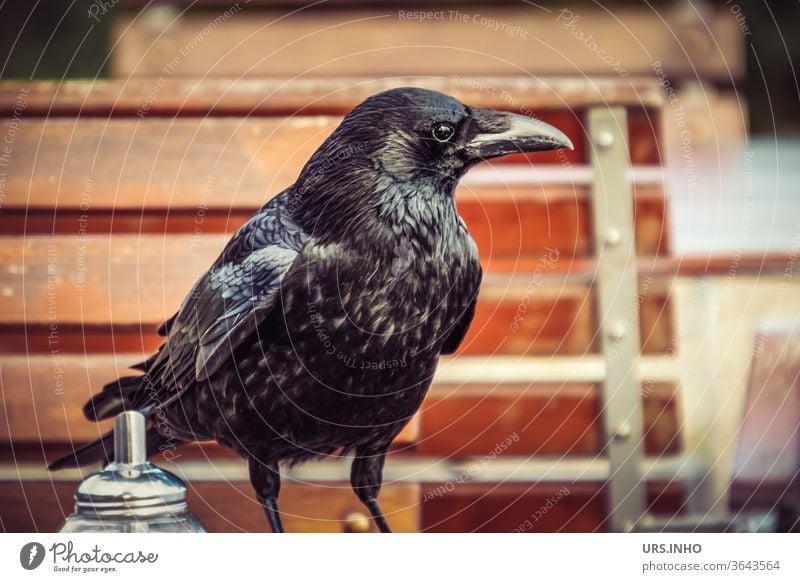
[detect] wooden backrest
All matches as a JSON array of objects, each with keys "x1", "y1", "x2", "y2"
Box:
[
  {"x1": 0, "y1": 75, "x2": 670, "y2": 442},
  {"x1": 110, "y1": 4, "x2": 744, "y2": 83},
  {"x1": 0, "y1": 75, "x2": 682, "y2": 532}
]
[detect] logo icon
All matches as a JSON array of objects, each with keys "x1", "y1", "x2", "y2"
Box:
[{"x1": 19, "y1": 542, "x2": 46, "y2": 570}]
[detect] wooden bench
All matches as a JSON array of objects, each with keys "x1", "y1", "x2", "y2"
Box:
[
  {"x1": 1, "y1": 75, "x2": 685, "y2": 532},
  {"x1": 111, "y1": 3, "x2": 743, "y2": 82}
]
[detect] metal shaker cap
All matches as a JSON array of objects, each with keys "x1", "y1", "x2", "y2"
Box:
[{"x1": 74, "y1": 411, "x2": 189, "y2": 519}]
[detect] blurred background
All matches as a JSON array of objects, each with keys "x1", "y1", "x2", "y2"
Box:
[{"x1": 0, "y1": 0, "x2": 798, "y2": 532}]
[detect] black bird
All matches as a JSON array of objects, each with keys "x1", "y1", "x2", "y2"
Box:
[{"x1": 50, "y1": 87, "x2": 573, "y2": 532}]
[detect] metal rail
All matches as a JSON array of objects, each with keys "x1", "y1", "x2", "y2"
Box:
[{"x1": 587, "y1": 107, "x2": 647, "y2": 531}]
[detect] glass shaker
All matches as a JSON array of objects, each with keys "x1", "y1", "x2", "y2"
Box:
[{"x1": 58, "y1": 411, "x2": 205, "y2": 532}]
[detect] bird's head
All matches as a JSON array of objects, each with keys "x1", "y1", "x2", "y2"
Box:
[{"x1": 292, "y1": 87, "x2": 573, "y2": 240}]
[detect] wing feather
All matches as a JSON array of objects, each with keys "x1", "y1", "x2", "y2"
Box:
[{"x1": 135, "y1": 191, "x2": 306, "y2": 403}]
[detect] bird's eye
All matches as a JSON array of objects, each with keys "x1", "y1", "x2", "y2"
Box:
[{"x1": 431, "y1": 122, "x2": 455, "y2": 142}]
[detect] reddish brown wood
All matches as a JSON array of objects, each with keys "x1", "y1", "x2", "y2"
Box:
[
  {"x1": 420, "y1": 481, "x2": 685, "y2": 532},
  {"x1": 0, "y1": 480, "x2": 419, "y2": 533},
  {"x1": 0, "y1": 355, "x2": 417, "y2": 444},
  {"x1": 421, "y1": 383, "x2": 680, "y2": 457},
  {"x1": 0, "y1": 184, "x2": 670, "y2": 259},
  {"x1": 1, "y1": 356, "x2": 680, "y2": 455},
  {"x1": 0, "y1": 282, "x2": 674, "y2": 356},
  {"x1": 0, "y1": 78, "x2": 665, "y2": 117},
  {"x1": 0, "y1": 111, "x2": 660, "y2": 213},
  {"x1": 0, "y1": 117, "x2": 596, "y2": 215},
  {"x1": 460, "y1": 280, "x2": 673, "y2": 356},
  {"x1": 629, "y1": 107, "x2": 662, "y2": 164},
  {"x1": 0, "y1": 354, "x2": 678, "y2": 457},
  {"x1": 461, "y1": 286, "x2": 595, "y2": 356},
  {"x1": 0, "y1": 118, "x2": 339, "y2": 208},
  {"x1": 0, "y1": 208, "x2": 254, "y2": 236},
  {"x1": 108, "y1": 7, "x2": 741, "y2": 80}
]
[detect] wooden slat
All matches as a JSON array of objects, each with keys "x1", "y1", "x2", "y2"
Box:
[
  {"x1": 0, "y1": 480, "x2": 419, "y2": 532},
  {"x1": 0, "y1": 355, "x2": 417, "y2": 445},
  {"x1": 0, "y1": 77, "x2": 665, "y2": 117},
  {"x1": 0, "y1": 116, "x2": 603, "y2": 211},
  {"x1": 420, "y1": 481, "x2": 685, "y2": 532},
  {"x1": 0, "y1": 235, "x2": 223, "y2": 325},
  {"x1": 457, "y1": 183, "x2": 668, "y2": 259},
  {"x1": 0, "y1": 355, "x2": 678, "y2": 456},
  {"x1": 643, "y1": 254, "x2": 798, "y2": 278},
  {"x1": 0, "y1": 236, "x2": 675, "y2": 354},
  {"x1": 0, "y1": 114, "x2": 664, "y2": 209},
  {"x1": 0, "y1": 182, "x2": 670, "y2": 258},
  {"x1": 110, "y1": 7, "x2": 742, "y2": 81},
  {"x1": 420, "y1": 383, "x2": 680, "y2": 457},
  {"x1": 462, "y1": 284, "x2": 594, "y2": 356},
  {"x1": 0, "y1": 117, "x2": 598, "y2": 214},
  {"x1": 459, "y1": 281, "x2": 673, "y2": 356},
  {"x1": 0, "y1": 117, "x2": 340, "y2": 207}
]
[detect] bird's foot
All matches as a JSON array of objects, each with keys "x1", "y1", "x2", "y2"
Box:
[
  {"x1": 262, "y1": 496, "x2": 284, "y2": 533},
  {"x1": 366, "y1": 498, "x2": 392, "y2": 533}
]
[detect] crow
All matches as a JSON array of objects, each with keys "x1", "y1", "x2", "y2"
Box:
[{"x1": 50, "y1": 87, "x2": 573, "y2": 532}]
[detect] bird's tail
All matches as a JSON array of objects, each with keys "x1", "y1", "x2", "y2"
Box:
[
  {"x1": 47, "y1": 430, "x2": 115, "y2": 470},
  {"x1": 49, "y1": 374, "x2": 173, "y2": 470},
  {"x1": 83, "y1": 375, "x2": 144, "y2": 422},
  {"x1": 47, "y1": 427, "x2": 173, "y2": 470}
]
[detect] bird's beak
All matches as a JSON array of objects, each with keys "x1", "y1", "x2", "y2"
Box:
[{"x1": 465, "y1": 107, "x2": 574, "y2": 160}]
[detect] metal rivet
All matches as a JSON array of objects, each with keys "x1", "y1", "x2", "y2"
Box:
[
  {"x1": 608, "y1": 322, "x2": 626, "y2": 343},
  {"x1": 605, "y1": 227, "x2": 622, "y2": 247},
  {"x1": 640, "y1": 513, "x2": 656, "y2": 526},
  {"x1": 613, "y1": 421, "x2": 631, "y2": 440},
  {"x1": 343, "y1": 511, "x2": 371, "y2": 533},
  {"x1": 595, "y1": 130, "x2": 615, "y2": 149}
]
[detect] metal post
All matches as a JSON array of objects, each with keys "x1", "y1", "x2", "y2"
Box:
[{"x1": 587, "y1": 107, "x2": 647, "y2": 531}]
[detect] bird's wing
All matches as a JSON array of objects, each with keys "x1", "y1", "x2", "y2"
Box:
[
  {"x1": 440, "y1": 265, "x2": 482, "y2": 355},
  {"x1": 138, "y1": 191, "x2": 306, "y2": 397},
  {"x1": 193, "y1": 242, "x2": 298, "y2": 380}
]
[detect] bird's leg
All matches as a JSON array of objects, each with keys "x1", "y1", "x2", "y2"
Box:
[
  {"x1": 249, "y1": 456, "x2": 284, "y2": 533},
  {"x1": 351, "y1": 446, "x2": 392, "y2": 533}
]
